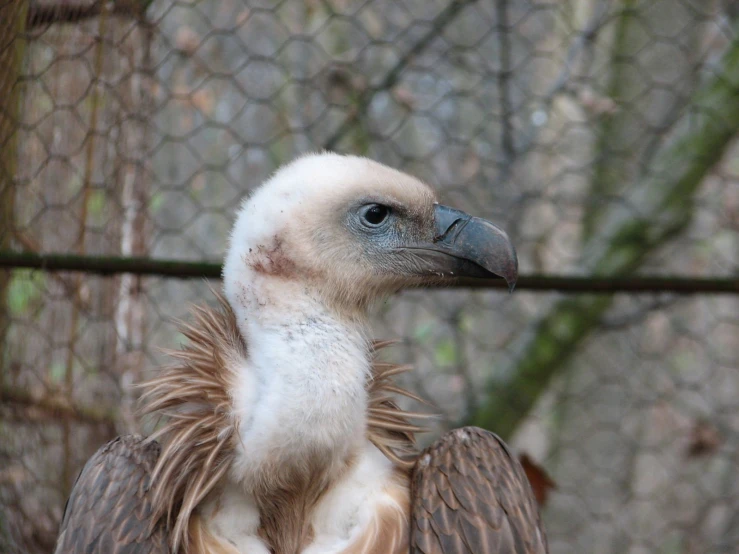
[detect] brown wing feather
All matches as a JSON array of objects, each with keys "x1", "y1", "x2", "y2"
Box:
[
  {"x1": 411, "y1": 427, "x2": 548, "y2": 554},
  {"x1": 54, "y1": 435, "x2": 170, "y2": 554}
]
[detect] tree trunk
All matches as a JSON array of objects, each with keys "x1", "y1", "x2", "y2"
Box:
[
  {"x1": 114, "y1": 21, "x2": 153, "y2": 433},
  {"x1": 0, "y1": 2, "x2": 27, "y2": 547},
  {"x1": 0, "y1": 1, "x2": 27, "y2": 388}
]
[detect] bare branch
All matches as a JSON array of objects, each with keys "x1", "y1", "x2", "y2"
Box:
[
  {"x1": 515, "y1": 0, "x2": 612, "y2": 159},
  {"x1": 26, "y1": 0, "x2": 148, "y2": 28},
  {"x1": 495, "y1": 0, "x2": 515, "y2": 170},
  {"x1": 1, "y1": 385, "x2": 117, "y2": 427},
  {"x1": 323, "y1": 0, "x2": 478, "y2": 150}
]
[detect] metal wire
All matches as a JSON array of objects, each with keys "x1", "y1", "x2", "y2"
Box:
[{"x1": 1, "y1": 1, "x2": 738, "y2": 553}]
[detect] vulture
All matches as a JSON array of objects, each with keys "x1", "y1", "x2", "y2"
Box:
[{"x1": 54, "y1": 153, "x2": 547, "y2": 554}]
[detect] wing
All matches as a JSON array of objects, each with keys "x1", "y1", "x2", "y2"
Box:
[
  {"x1": 54, "y1": 435, "x2": 170, "y2": 554},
  {"x1": 410, "y1": 426, "x2": 548, "y2": 554}
]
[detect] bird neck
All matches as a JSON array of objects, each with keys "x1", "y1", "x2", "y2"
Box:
[{"x1": 225, "y1": 271, "x2": 373, "y2": 486}]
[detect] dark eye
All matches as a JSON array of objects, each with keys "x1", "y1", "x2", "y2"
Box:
[{"x1": 360, "y1": 204, "x2": 391, "y2": 227}]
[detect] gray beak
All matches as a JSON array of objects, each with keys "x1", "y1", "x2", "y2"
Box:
[{"x1": 401, "y1": 204, "x2": 518, "y2": 290}]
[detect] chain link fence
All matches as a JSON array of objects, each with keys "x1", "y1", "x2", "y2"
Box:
[{"x1": 1, "y1": 0, "x2": 738, "y2": 552}]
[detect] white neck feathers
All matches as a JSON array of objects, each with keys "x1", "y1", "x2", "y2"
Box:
[{"x1": 225, "y1": 268, "x2": 372, "y2": 487}]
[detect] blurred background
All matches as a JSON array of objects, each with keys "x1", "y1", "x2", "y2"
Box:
[{"x1": 1, "y1": 0, "x2": 738, "y2": 552}]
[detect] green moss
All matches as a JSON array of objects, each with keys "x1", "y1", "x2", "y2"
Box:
[
  {"x1": 88, "y1": 189, "x2": 107, "y2": 219},
  {"x1": 7, "y1": 269, "x2": 46, "y2": 315},
  {"x1": 434, "y1": 337, "x2": 457, "y2": 367},
  {"x1": 149, "y1": 191, "x2": 164, "y2": 213},
  {"x1": 412, "y1": 321, "x2": 434, "y2": 343},
  {"x1": 50, "y1": 361, "x2": 66, "y2": 384}
]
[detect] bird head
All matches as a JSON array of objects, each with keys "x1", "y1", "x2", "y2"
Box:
[{"x1": 223, "y1": 153, "x2": 517, "y2": 315}]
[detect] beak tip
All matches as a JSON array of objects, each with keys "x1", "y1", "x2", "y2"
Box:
[{"x1": 428, "y1": 205, "x2": 520, "y2": 289}]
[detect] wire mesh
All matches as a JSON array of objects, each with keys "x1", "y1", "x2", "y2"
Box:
[{"x1": 1, "y1": 0, "x2": 738, "y2": 552}]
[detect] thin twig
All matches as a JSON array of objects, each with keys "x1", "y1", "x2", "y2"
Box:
[
  {"x1": 60, "y1": 4, "x2": 109, "y2": 496},
  {"x1": 600, "y1": 297, "x2": 676, "y2": 330},
  {"x1": 26, "y1": 0, "x2": 147, "y2": 28},
  {"x1": 495, "y1": 0, "x2": 515, "y2": 174},
  {"x1": 323, "y1": 0, "x2": 478, "y2": 150},
  {"x1": 515, "y1": 0, "x2": 612, "y2": 159},
  {"x1": 450, "y1": 309, "x2": 477, "y2": 417},
  {"x1": 1, "y1": 385, "x2": 117, "y2": 426}
]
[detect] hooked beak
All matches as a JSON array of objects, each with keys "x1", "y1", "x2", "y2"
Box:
[{"x1": 400, "y1": 204, "x2": 518, "y2": 291}]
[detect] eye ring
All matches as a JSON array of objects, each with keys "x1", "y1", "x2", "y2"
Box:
[{"x1": 360, "y1": 204, "x2": 391, "y2": 228}]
